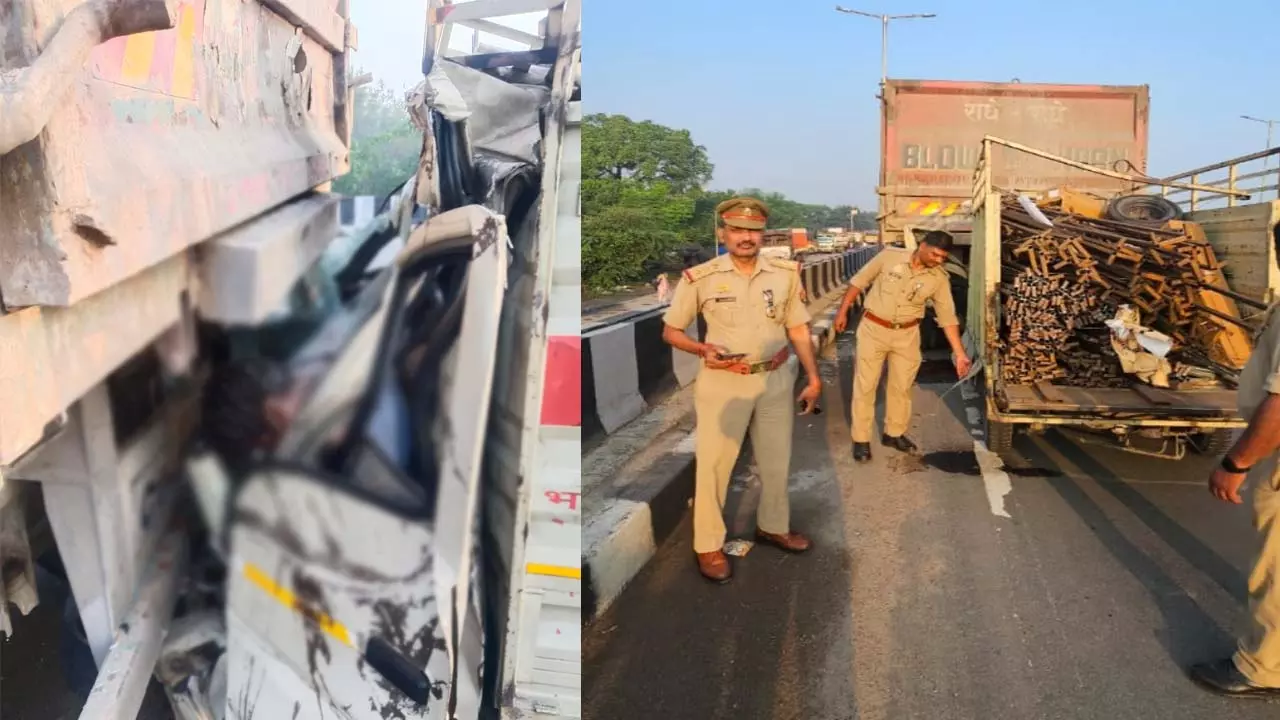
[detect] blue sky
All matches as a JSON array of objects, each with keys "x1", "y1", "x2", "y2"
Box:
[{"x1": 590, "y1": 0, "x2": 1280, "y2": 207}]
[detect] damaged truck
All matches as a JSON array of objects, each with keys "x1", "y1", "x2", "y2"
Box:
[{"x1": 0, "y1": 0, "x2": 581, "y2": 718}]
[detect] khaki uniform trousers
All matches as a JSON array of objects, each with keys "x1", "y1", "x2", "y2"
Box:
[
  {"x1": 1235, "y1": 455, "x2": 1280, "y2": 684},
  {"x1": 692, "y1": 361, "x2": 797, "y2": 554},
  {"x1": 851, "y1": 319, "x2": 922, "y2": 443}
]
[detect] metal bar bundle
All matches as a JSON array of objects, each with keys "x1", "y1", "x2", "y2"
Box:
[{"x1": 997, "y1": 194, "x2": 1247, "y2": 387}]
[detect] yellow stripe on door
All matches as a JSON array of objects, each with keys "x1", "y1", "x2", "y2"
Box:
[
  {"x1": 921, "y1": 202, "x2": 941, "y2": 215},
  {"x1": 526, "y1": 563, "x2": 582, "y2": 579},
  {"x1": 243, "y1": 562, "x2": 354, "y2": 647},
  {"x1": 120, "y1": 31, "x2": 157, "y2": 85},
  {"x1": 170, "y1": 4, "x2": 197, "y2": 98}
]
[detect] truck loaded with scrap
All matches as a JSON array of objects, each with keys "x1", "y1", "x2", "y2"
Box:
[
  {"x1": 876, "y1": 79, "x2": 1150, "y2": 349},
  {"x1": 967, "y1": 136, "x2": 1278, "y2": 461}
]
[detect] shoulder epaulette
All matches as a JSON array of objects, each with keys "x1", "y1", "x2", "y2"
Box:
[
  {"x1": 683, "y1": 256, "x2": 725, "y2": 283},
  {"x1": 770, "y1": 258, "x2": 800, "y2": 272}
]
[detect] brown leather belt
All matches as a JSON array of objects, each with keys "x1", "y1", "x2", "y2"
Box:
[
  {"x1": 713, "y1": 347, "x2": 791, "y2": 375},
  {"x1": 863, "y1": 311, "x2": 920, "y2": 330}
]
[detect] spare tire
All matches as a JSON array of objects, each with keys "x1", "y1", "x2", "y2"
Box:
[{"x1": 1105, "y1": 194, "x2": 1182, "y2": 223}]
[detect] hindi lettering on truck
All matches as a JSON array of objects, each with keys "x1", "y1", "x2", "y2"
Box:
[{"x1": 879, "y1": 79, "x2": 1150, "y2": 246}]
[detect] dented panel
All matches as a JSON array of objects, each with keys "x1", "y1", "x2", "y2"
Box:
[{"x1": 0, "y1": 0, "x2": 353, "y2": 309}]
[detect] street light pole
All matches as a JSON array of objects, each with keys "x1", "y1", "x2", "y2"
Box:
[
  {"x1": 835, "y1": 6, "x2": 936, "y2": 87},
  {"x1": 1242, "y1": 115, "x2": 1279, "y2": 199}
]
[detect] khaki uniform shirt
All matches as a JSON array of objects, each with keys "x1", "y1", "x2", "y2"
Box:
[
  {"x1": 849, "y1": 247, "x2": 959, "y2": 327},
  {"x1": 663, "y1": 254, "x2": 810, "y2": 363},
  {"x1": 1239, "y1": 303, "x2": 1280, "y2": 419}
]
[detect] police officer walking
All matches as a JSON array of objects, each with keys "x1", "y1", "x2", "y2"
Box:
[
  {"x1": 1190, "y1": 302, "x2": 1280, "y2": 698},
  {"x1": 832, "y1": 230, "x2": 972, "y2": 462},
  {"x1": 662, "y1": 197, "x2": 822, "y2": 583}
]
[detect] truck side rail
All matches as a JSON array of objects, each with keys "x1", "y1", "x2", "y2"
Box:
[{"x1": 1132, "y1": 147, "x2": 1280, "y2": 212}]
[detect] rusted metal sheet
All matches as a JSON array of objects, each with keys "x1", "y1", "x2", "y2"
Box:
[
  {"x1": 0, "y1": 252, "x2": 189, "y2": 464},
  {"x1": 0, "y1": 0, "x2": 353, "y2": 309},
  {"x1": 880, "y1": 80, "x2": 1150, "y2": 239}
]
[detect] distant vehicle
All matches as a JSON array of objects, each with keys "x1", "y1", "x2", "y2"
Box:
[{"x1": 815, "y1": 235, "x2": 836, "y2": 252}]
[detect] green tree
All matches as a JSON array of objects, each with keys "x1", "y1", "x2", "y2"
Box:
[
  {"x1": 333, "y1": 77, "x2": 422, "y2": 199},
  {"x1": 582, "y1": 114, "x2": 715, "y2": 291},
  {"x1": 583, "y1": 114, "x2": 713, "y2": 195},
  {"x1": 581, "y1": 112, "x2": 877, "y2": 292}
]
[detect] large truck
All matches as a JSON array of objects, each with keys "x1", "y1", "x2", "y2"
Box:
[
  {"x1": 876, "y1": 78, "x2": 1151, "y2": 348},
  {"x1": 0, "y1": 0, "x2": 581, "y2": 717},
  {"x1": 878, "y1": 79, "x2": 1150, "y2": 248}
]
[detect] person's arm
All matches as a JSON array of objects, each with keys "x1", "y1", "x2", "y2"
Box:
[
  {"x1": 834, "y1": 253, "x2": 885, "y2": 331},
  {"x1": 788, "y1": 324, "x2": 820, "y2": 385},
  {"x1": 931, "y1": 280, "x2": 971, "y2": 376},
  {"x1": 783, "y1": 270, "x2": 821, "y2": 413},
  {"x1": 1211, "y1": 394, "x2": 1280, "y2": 504},
  {"x1": 661, "y1": 275, "x2": 729, "y2": 364},
  {"x1": 1210, "y1": 325, "x2": 1280, "y2": 504},
  {"x1": 1228, "y1": 395, "x2": 1280, "y2": 469}
]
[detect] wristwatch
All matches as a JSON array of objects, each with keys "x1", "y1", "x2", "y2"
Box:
[{"x1": 1222, "y1": 455, "x2": 1252, "y2": 474}]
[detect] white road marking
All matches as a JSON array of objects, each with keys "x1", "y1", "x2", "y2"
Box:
[
  {"x1": 965, "y1": 406, "x2": 982, "y2": 427},
  {"x1": 673, "y1": 430, "x2": 696, "y2": 455},
  {"x1": 973, "y1": 440, "x2": 1013, "y2": 518}
]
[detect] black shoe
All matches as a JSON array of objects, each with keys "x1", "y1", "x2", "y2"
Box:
[
  {"x1": 1189, "y1": 658, "x2": 1280, "y2": 698},
  {"x1": 881, "y1": 434, "x2": 918, "y2": 453},
  {"x1": 853, "y1": 443, "x2": 871, "y2": 463}
]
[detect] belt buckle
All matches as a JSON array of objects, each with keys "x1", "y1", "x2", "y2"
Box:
[
  {"x1": 749, "y1": 360, "x2": 767, "y2": 373},
  {"x1": 891, "y1": 320, "x2": 901, "y2": 330}
]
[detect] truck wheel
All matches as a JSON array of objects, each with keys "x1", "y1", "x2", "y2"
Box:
[
  {"x1": 1195, "y1": 429, "x2": 1239, "y2": 456},
  {"x1": 985, "y1": 418, "x2": 1016, "y2": 460}
]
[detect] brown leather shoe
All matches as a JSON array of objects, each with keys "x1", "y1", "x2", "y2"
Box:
[
  {"x1": 756, "y1": 529, "x2": 812, "y2": 553},
  {"x1": 696, "y1": 551, "x2": 732, "y2": 583}
]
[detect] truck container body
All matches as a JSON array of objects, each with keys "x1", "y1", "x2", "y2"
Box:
[
  {"x1": 879, "y1": 79, "x2": 1150, "y2": 244},
  {"x1": 0, "y1": 0, "x2": 356, "y2": 465}
]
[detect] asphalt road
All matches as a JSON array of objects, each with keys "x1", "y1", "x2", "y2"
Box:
[
  {"x1": 584, "y1": 332, "x2": 1270, "y2": 720},
  {"x1": 1, "y1": 564, "x2": 172, "y2": 719}
]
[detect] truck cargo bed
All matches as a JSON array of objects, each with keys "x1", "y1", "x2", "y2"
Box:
[{"x1": 999, "y1": 383, "x2": 1238, "y2": 417}]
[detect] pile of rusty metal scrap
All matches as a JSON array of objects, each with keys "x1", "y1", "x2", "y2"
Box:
[
  {"x1": 998, "y1": 270, "x2": 1122, "y2": 386},
  {"x1": 998, "y1": 194, "x2": 1257, "y2": 387}
]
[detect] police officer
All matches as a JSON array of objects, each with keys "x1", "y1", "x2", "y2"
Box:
[
  {"x1": 832, "y1": 230, "x2": 972, "y2": 462},
  {"x1": 1190, "y1": 302, "x2": 1280, "y2": 698},
  {"x1": 662, "y1": 197, "x2": 822, "y2": 583}
]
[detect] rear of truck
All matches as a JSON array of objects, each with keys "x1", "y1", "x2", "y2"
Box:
[
  {"x1": 878, "y1": 79, "x2": 1151, "y2": 351},
  {"x1": 968, "y1": 141, "x2": 1278, "y2": 461}
]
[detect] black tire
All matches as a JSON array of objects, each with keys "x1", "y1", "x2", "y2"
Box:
[
  {"x1": 1104, "y1": 194, "x2": 1181, "y2": 223},
  {"x1": 1195, "y1": 428, "x2": 1239, "y2": 456},
  {"x1": 985, "y1": 417, "x2": 1016, "y2": 460}
]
